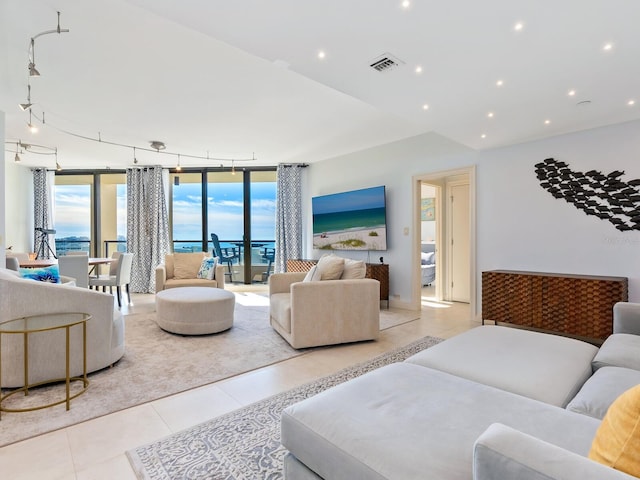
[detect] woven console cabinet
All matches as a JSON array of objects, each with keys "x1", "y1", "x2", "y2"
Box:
[
  {"x1": 286, "y1": 259, "x2": 389, "y2": 307},
  {"x1": 482, "y1": 270, "x2": 628, "y2": 342}
]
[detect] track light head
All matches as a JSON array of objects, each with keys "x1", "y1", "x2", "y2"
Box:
[
  {"x1": 56, "y1": 161, "x2": 62, "y2": 171},
  {"x1": 14, "y1": 153, "x2": 20, "y2": 162},
  {"x1": 19, "y1": 102, "x2": 33, "y2": 111},
  {"x1": 28, "y1": 62, "x2": 40, "y2": 77}
]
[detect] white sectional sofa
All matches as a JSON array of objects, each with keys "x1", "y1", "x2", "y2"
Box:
[{"x1": 281, "y1": 303, "x2": 640, "y2": 479}]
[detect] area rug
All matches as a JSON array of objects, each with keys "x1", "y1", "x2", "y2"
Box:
[
  {"x1": 127, "y1": 335, "x2": 442, "y2": 480},
  {"x1": 0, "y1": 293, "x2": 420, "y2": 447}
]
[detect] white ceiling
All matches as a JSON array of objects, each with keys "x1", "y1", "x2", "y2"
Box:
[{"x1": 2, "y1": 0, "x2": 640, "y2": 170}]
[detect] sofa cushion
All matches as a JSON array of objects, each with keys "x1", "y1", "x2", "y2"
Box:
[
  {"x1": 281, "y1": 363, "x2": 600, "y2": 480},
  {"x1": 19, "y1": 265, "x2": 61, "y2": 283},
  {"x1": 567, "y1": 367, "x2": 640, "y2": 419},
  {"x1": 593, "y1": 334, "x2": 640, "y2": 371},
  {"x1": 341, "y1": 258, "x2": 366, "y2": 279},
  {"x1": 405, "y1": 325, "x2": 598, "y2": 407},
  {"x1": 173, "y1": 252, "x2": 206, "y2": 279},
  {"x1": 164, "y1": 278, "x2": 219, "y2": 289},
  {"x1": 270, "y1": 293, "x2": 292, "y2": 333},
  {"x1": 589, "y1": 384, "x2": 640, "y2": 477},
  {"x1": 316, "y1": 254, "x2": 344, "y2": 280}
]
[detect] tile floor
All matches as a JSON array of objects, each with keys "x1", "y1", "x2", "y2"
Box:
[{"x1": 0, "y1": 285, "x2": 478, "y2": 479}]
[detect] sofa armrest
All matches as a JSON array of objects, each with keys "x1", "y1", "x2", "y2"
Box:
[
  {"x1": 269, "y1": 272, "x2": 306, "y2": 295},
  {"x1": 474, "y1": 423, "x2": 635, "y2": 480},
  {"x1": 155, "y1": 264, "x2": 167, "y2": 292},
  {"x1": 613, "y1": 302, "x2": 640, "y2": 335},
  {"x1": 214, "y1": 264, "x2": 226, "y2": 289}
]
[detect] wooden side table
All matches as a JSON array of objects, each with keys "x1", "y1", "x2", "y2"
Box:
[{"x1": 0, "y1": 312, "x2": 92, "y2": 419}]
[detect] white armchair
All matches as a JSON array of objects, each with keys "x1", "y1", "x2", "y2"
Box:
[
  {"x1": 269, "y1": 272, "x2": 380, "y2": 349},
  {"x1": 0, "y1": 268, "x2": 125, "y2": 388}
]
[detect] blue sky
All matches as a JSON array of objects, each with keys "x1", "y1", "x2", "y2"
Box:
[
  {"x1": 55, "y1": 181, "x2": 276, "y2": 241},
  {"x1": 312, "y1": 185, "x2": 385, "y2": 215}
]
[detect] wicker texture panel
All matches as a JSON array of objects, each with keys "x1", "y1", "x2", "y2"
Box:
[
  {"x1": 482, "y1": 270, "x2": 628, "y2": 341},
  {"x1": 286, "y1": 259, "x2": 317, "y2": 273}
]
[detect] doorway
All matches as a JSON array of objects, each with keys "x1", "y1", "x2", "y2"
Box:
[{"x1": 413, "y1": 167, "x2": 476, "y2": 312}]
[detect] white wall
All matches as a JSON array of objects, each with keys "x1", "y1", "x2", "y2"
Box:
[
  {"x1": 1, "y1": 108, "x2": 34, "y2": 256},
  {"x1": 476, "y1": 120, "x2": 640, "y2": 302},
  {"x1": 305, "y1": 132, "x2": 476, "y2": 307},
  {"x1": 5, "y1": 161, "x2": 33, "y2": 253},
  {"x1": 306, "y1": 119, "x2": 640, "y2": 308}
]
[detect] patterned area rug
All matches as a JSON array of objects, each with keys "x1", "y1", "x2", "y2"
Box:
[
  {"x1": 127, "y1": 335, "x2": 442, "y2": 480},
  {"x1": 0, "y1": 292, "x2": 419, "y2": 447}
]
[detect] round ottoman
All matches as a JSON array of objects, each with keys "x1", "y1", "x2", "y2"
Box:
[{"x1": 156, "y1": 287, "x2": 235, "y2": 335}]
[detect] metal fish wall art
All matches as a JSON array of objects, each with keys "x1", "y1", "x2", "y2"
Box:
[{"x1": 535, "y1": 158, "x2": 640, "y2": 232}]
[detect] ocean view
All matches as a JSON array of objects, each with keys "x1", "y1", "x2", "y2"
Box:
[{"x1": 312, "y1": 207, "x2": 386, "y2": 235}]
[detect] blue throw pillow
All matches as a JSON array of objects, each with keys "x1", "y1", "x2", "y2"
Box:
[
  {"x1": 20, "y1": 265, "x2": 61, "y2": 283},
  {"x1": 197, "y1": 257, "x2": 218, "y2": 280}
]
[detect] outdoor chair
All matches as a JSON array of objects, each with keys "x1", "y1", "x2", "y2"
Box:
[{"x1": 210, "y1": 233, "x2": 240, "y2": 282}]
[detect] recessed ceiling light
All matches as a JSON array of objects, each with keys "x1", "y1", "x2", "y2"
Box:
[
  {"x1": 415, "y1": 65, "x2": 423, "y2": 74},
  {"x1": 317, "y1": 50, "x2": 326, "y2": 60},
  {"x1": 481, "y1": 134, "x2": 487, "y2": 139},
  {"x1": 568, "y1": 89, "x2": 576, "y2": 96},
  {"x1": 603, "y1": 42, "x2": 613, "y2": 51},
  {"x1": 628, "y1": 99, "x2": 636, "y2": 106},
  {"x1": 422, "y1": 104, "x2": 430, "y2": 110},
  {"x1": 496, "y1": 80, "x2": 504, "y2": 87},
  {"x1": 401, "y1": 0, "x2": 411, "y2": 9},
  {"x1": 544, "y1": 119, "x2": 551, "y2": 125},
  {"x1": 514, "y1": 22, "x2": 524, "y2": 31},
  {"x1": 487, "y1": 112, "x2": 494, "y2": 118}
]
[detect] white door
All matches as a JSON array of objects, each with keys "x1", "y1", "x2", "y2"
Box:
[{"x1": 450, "y1": 183, "x2": 470, "y2": 302}]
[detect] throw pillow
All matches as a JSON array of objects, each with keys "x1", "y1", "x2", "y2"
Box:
[
  {"x1": 173, "y1": 252, "x2": 205, "y2": 279},
  {"x1": 208, "y1": 257, "x2": 219, "y2": 280},
  {"x1": 421, "y1": 251, "x2": 435, "y2": 265},
  {"x1": 315, "y1": 254, "x2": 345, "y2": 280},
  {"x1": 197, "y1": 257, "x2": 217, "y2": 279},
  {"x1": 341, "y1": 258, "x2": 367, "y2": 279},
  {"x1": 20, "y1": 265, "x2": 61, "y2": 283},
  {"x1": 588, "y1": 384, "x2": 640, "y2": 477},
  {"x1": 303, "y1": 265, "x2": 321, "y2": 282}
]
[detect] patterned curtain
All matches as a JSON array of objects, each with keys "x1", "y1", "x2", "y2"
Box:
[
  {"x1": 127, "y1": 166, "x2": 170, "y2": 293},
  {"x1": 33, "y1": 169, "x2": 56, "y2": 259},
  {"x1": 274, "y1": 164, "x2": 306, "y2": 273}
]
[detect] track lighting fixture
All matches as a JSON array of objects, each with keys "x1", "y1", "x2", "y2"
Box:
[
  {"x1": 28, "y1": 42, "x2": 40, "y2": 77},
  {"x1": 133, "y1": 147, "x2": 138, "y2": 164},
  {"x1": 28, "y1": 12, "x2": 69, "y2": 78},
  {"x1": 19, "y1": 84, "x2": 33, "y2": 111},
  {"x1": 28, "y1": 110, "x2": 38, "y2": 133},
  {"x1": 15, "y1": 152, "x2": 21, "y2": 162},
  {"x1": 176, "y1": 154, "x2": 182, "y2": 171},
  {"x1": 55, "y1": 149, "x2": 62, "y2": 171},
  {"x1": 231, "y1": 159, "x2": 236, "y2": 175}
]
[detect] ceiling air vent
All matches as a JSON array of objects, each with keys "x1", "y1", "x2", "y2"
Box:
[{"x1": 369, "y1": 53, "x2": 405, "y2": 73}]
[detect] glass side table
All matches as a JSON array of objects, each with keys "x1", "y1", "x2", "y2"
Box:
[{"x1": 0, "y1": 312, "x2": 92, "y2": 419}]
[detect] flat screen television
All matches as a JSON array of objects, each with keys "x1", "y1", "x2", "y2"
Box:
[{"x1": 312, "y1": 185, "x2": 387, "y2": 251}]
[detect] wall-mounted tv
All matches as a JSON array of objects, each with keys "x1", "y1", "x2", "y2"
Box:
[{"x1": 312, "y1": 185, "x2": 387, "y2": 251}]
